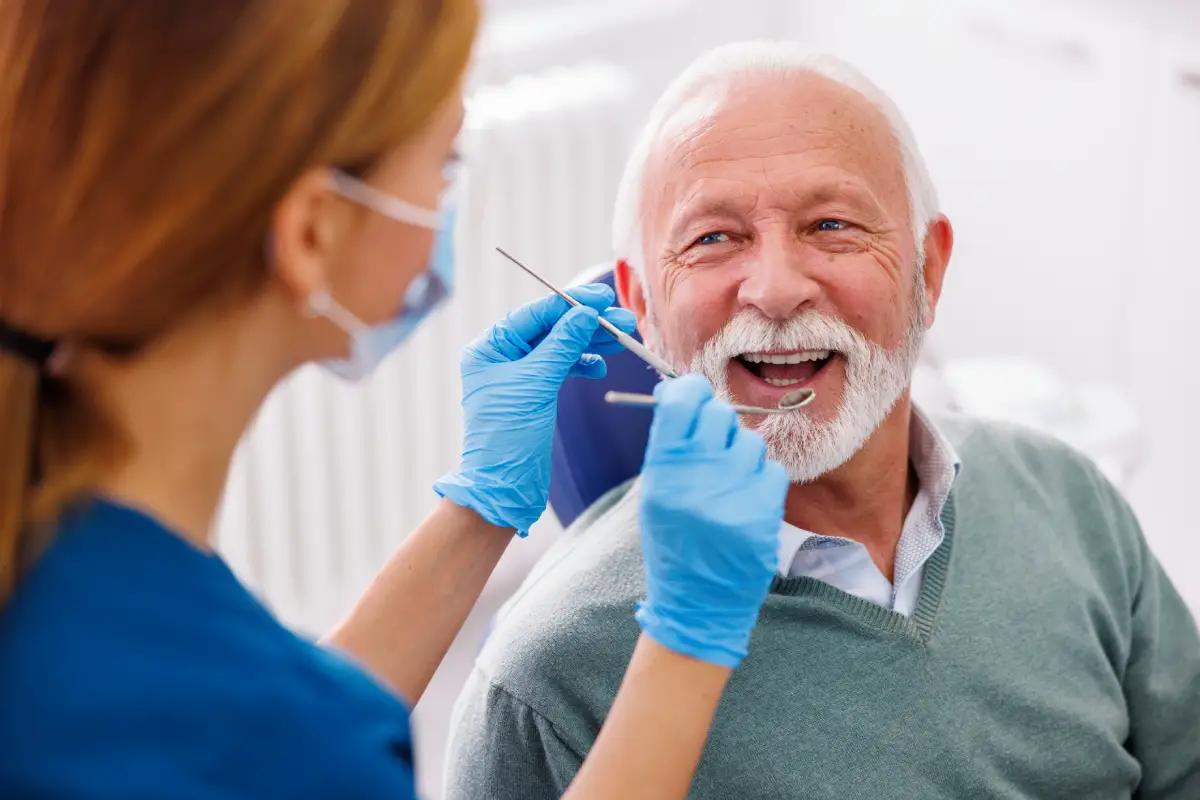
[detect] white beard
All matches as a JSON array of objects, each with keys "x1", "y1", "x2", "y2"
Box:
[{"x1": 643, "y1": 276, "x2": 927, "y2": 483}]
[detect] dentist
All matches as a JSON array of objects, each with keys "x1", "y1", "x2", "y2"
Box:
[{"x1": 0, "y1": 2, "x2": 787, "y2": 797}]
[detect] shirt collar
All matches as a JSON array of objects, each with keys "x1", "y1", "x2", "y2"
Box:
[
  {"x1": 909, "y1": 404, "x2": 961, "y2": 501},
  {"x1": 776, "y1": 404, "x2": 962, "y2": 567}
]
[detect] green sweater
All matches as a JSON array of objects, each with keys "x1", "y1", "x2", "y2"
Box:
[{"x1": 445, "y1": 417, "x2": 1200, "y2": 799}]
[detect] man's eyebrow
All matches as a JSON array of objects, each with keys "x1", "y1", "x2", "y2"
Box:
[{"x1": 668, "y1": 198, "x2": 754, "y2": 241}]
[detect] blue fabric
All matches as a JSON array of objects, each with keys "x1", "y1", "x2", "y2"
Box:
[
  {"x1": 549, "y1": 271, "x2": 658, "y2": 527},
  {"x1": 0, "y1": 499, "x2": 415, "y2": 799}
]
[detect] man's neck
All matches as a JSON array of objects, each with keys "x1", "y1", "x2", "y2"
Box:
[{"x1": 782, "y1": 395, "x2": 917, "y2": 581}]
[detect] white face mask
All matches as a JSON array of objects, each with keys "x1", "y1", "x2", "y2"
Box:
[{"x1": 306, "y1": 169, "x2": 457, "y2": 381}]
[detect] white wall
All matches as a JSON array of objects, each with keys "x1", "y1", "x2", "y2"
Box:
[
  {"x1": 220, "y1": 2, "x2": 1200, "y2": 796},
  {"x1": 408, "y1": 2, "x2": 1200, "y2": 794},
  {"x1": 1127, "y1": 29, "x2": 1200, "y2": 608}
]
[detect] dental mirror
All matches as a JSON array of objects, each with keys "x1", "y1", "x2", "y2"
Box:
[{"x1": 604, "y1": 386, "x2": 815, "y2": 416}]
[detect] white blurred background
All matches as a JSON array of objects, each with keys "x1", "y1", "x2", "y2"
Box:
[{"x1": 214, "y1": 0, "x2": 1200, "y2": 796}]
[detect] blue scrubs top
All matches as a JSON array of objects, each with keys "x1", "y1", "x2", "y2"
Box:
[{"x1": 0, "y1": 499, "x2": 416, "y2": 798}]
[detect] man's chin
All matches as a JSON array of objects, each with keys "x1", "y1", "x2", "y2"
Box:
[
  {"x1": 756, "y1": 377, "x2": 912, "y2": 485},
  {"x1": 756, "y1": 412, "x2": 838, "y2": 484}
]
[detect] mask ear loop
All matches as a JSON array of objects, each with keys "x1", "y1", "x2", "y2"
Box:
[
  {"x1": 328, "y1": 170, "x2": 441, "y2": 230},
  {"x1": 314, "y1": 167, "x2": 459, "y2": 334},
  {"x1": 304, "y1": 290, "x2": 368, "y2": 337}
]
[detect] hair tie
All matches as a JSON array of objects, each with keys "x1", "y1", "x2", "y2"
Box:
[{"x1": 0, "y1": 318, "x2": 59, "y2": 369}]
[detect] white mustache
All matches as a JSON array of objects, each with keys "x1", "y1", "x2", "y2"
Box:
[{"x1": 688, "y1": 309, "x2": 872, "y2": 373}]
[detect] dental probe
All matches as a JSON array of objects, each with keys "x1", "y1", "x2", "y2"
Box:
[{"x1": 495, "y1": 247, "x2": 680, "y2": 378}]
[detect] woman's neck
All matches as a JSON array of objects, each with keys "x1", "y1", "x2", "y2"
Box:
[{"x1": 91, "y1": 299, "x2": 298, "y2": 549}]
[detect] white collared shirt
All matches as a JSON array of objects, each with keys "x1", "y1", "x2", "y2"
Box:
[{"x1": 775, "y1": 406, "x2": 961, "y2": 617}]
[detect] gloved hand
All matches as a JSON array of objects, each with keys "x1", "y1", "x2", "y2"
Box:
[
  {"x1": 434, "y1": 284, "x2": 637, "y2": 536},
  {"x1": 635, "y1": 375, "x2": 789, "y2": 668}
]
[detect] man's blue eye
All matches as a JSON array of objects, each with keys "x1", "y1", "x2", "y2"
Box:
[
  {"x1": 817, "y1": 219, "x2": 846, "y2": 232},
  {"x1": 696, "y1": 232, "x2": 729, "y2": 246}
]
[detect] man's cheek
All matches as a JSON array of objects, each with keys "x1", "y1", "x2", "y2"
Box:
[
  {"x1": 675, "y1": 282, "x2": 735, "y2": 336},
  {"x1": 827, "y1": 270, "x2": 907, "y2": 346},
  {"x1": 667, "y1": 313, "x2": 713, "y2": 364}
]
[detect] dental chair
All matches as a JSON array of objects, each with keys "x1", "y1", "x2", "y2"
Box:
[{"x1": 549, "y1": 268, "x2": 654, "y2": 528}]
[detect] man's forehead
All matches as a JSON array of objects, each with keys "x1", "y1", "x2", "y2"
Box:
[{"x1": 647, "y1": 74, "x2": 904, "y2": 202}]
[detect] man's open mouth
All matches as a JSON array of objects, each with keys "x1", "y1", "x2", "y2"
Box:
[{"x1": 731, "y1": 350, "x2": 836, "y2": 388}]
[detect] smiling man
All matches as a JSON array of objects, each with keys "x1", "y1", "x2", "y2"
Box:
[
  {"x1": 616, "y1": 47, "x2": 952, "y2": 614},
  {"x1": 445, "y1": 44, "x2": 1200, "y2": 799}
]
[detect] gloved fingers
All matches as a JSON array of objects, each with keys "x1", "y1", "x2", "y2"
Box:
[
  {"x1": 647, "y1": 375, "x2": 714, "y2": 449},
  {"x1": 527, "y1": 304, "x2": 602, "y2": 379},
  {"x1": 691, "y1": 396, "x2": 739, "y2": 451},
  {"x1": 728, "y1": 427, "x2": 770, "y2": 473},
  {"x1": 756, "y1": 459, "x2": 791, "y2": 510},
  {"x1": 502, "y1": 284, "x2": 614, "y2": 348},
  {"x1": 471, "y1": 286, "x2": 618, "y2": 365},
  {"x1": 470, "y1": 319, "x2": 535, "y2": 365},
  {"x1": 584, "y1": 307, "x2": 638, "y2": 354},
  {"x1": 567, "y1": 352, "x2": 608, "y2": 379},
  {"x1": 565, "y1": 283, "x2": 617, "y2": 310},
  {"x1": 762, "y1": 460, "x2": 790, "y2": 495}
]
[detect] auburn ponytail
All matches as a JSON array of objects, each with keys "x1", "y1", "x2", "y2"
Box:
[
  {"x1": 0, "y1": 352, "x2": 38, "y2": 600},
  {"x1": 0, "y1": 0, "x2": 478, "y2": 604}
]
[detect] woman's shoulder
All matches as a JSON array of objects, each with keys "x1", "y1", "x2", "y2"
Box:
[{"x1": 0, "y1": 499, "x2": 415, "y2": 797}]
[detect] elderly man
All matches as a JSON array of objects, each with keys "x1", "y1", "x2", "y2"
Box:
[{"x1": 445, "y1": 43, "x2": 1200, "y2": 799}]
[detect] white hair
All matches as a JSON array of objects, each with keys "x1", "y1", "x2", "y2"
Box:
[{"x1": 612, "y1": 41, "x2": 940, "y2": 276}]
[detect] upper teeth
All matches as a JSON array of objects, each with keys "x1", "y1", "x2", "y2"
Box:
[{"x1": 741, "y1": 350, "x2": 830, "y2": 364}]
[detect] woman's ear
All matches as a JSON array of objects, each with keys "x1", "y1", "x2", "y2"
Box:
[{"x1": 268, "y1": 168, "x2": 351, "y2": 307}]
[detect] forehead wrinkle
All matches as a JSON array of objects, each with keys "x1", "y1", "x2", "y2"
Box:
[
  {"x1": 674, "y1": 125, "x2": 800, "y2": 170},
  {"x1": 771, "y1": 156, "x2": 891, "y2": 212},
  {"x1": 667, "y1": 117, "x2": 901, "y2": 209},
  {"x1": 676, "y1": 177, "x2": 760, "y2": 210}
]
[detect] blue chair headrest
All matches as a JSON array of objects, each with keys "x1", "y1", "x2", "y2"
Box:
[{"x1": 549, "y1": 269, "x2": 657, "y2": 528}]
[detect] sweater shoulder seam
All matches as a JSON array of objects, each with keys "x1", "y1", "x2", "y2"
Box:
[{"x1": 480, "y1": 670, "x2": 589, "y2": 762}]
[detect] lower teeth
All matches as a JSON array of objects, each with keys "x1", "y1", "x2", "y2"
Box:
[{"x1": 764, "y1": 377, "x2": 802, "y2": 387}]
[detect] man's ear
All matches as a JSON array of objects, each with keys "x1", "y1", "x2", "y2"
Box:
[
  {"x1": 920, "y1": 216, "x2": 954, "y2": 328},
  {"x1": 614, "y1": 258, "x2": 647, "y2": 324}
]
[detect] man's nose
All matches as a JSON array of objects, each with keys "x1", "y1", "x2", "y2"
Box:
[{"x1": 736, "y1": 238, "x2": 821, "y2": 320}]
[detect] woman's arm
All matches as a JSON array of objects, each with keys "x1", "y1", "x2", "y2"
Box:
[
  {"x1": 562, "y1": 376, "x2": 787, "y2": 798},
  {"x1": 324, "y1": 288, "x2": 631, "y2": 702},
  {"x1": 324, "y1": 499, "x2": 509, "y2": 703},
  {"x1": 564, "y1": 636, "x2": 732, "y2": 799}
]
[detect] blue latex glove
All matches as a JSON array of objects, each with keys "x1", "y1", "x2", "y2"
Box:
[
  {"x1": 434, "y1": 284, "x2": 637, "y2": 536},
  {"x1": 635, "y1": 375, "x2": 789, "y2": 668}
]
